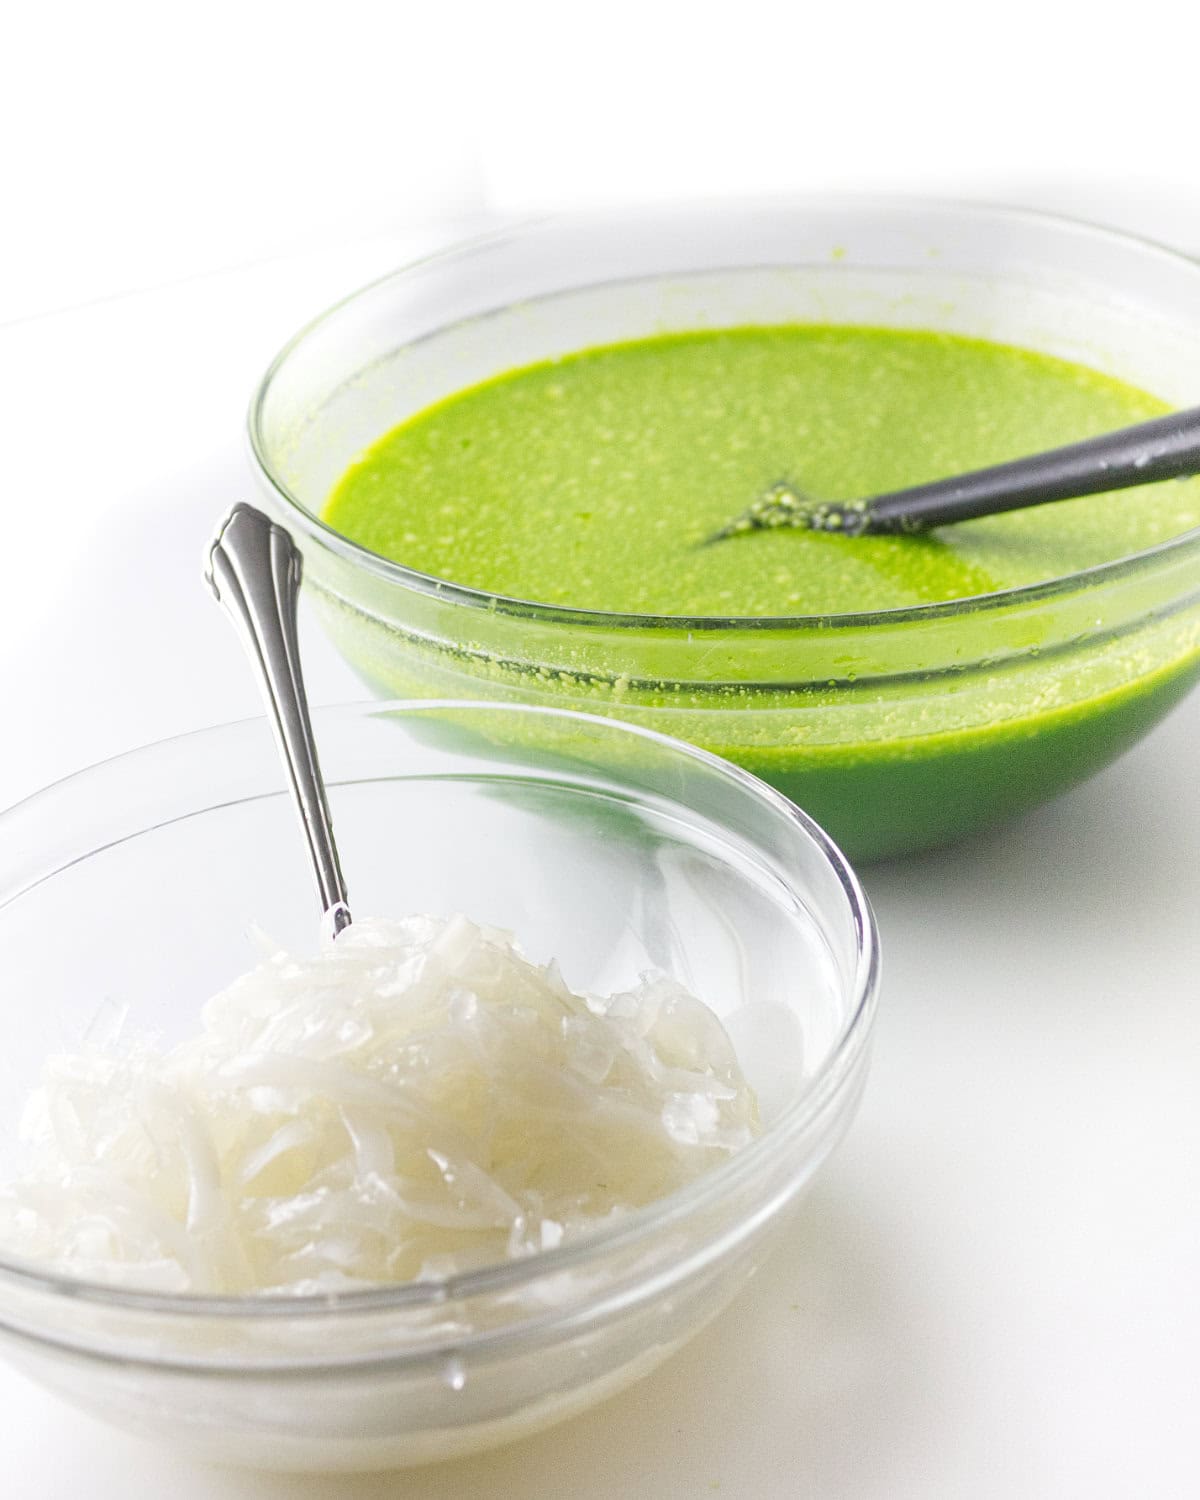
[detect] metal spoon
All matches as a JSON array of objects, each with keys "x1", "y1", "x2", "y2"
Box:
[
  {"x1": 205, "y1": 503, "x2": 351, "y2": 935},
  {"x1": 706, "y1": 403, "x2": 1200, "y2": 543}
]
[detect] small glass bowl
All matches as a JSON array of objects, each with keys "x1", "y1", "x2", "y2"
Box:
[
  {"x1": 249, "y1": 200, "x2": 1200, "y2": 860},
  {"x1": 0, "y1": 701, "x2": 877, "y2": 1471}
]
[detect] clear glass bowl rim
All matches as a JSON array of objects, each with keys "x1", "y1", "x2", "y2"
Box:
[
  {"x1": 0, "y1": 698, "x2": 879, "y2": 1321},
  {"x1": 247, "y1": 195, "x2": 1200, "y2": 634}
]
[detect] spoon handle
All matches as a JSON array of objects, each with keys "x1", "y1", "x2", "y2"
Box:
[
  {"x1": 205, "y1": 504, "x2": 351, "y2": 934},
  {"x1": 863, "y1": 404, "x2": 1200, "y2": 533}
]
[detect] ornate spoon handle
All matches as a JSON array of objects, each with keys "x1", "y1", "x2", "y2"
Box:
[{"x1": 205, "y1": 504, "x2": 351, "y2": 934}]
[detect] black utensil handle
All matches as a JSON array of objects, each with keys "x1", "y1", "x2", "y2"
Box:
[{"x1": 863, "y1": 405, "x2": 1200, "y2": 534}]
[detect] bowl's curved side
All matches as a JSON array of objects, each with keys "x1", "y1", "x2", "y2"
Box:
[{"x1": 247, "y1": 202, "x2": 1200, "y2": 858}]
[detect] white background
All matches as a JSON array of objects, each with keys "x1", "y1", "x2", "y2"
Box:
[
  {"x1": 2, "y1": 5, "x2": 1199, "y2": 1495},
  {"x1": 6, "y1": 1, "x2": 1200, "y2": 324}
]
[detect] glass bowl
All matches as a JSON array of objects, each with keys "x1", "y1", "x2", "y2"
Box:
[
  {"x1": 249, "y1": 200, "x2": 1200, "y2": 861},
  {"x1": 0, "y1": 700, "x2": 877, "y2": 1471}
]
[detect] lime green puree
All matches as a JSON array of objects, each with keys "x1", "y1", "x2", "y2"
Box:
[
  {"x1": 325, "y1": 326, "x2": 1200, "y2": 616},
  {"x1": 320, "y1": 326, "x2": 1200, "y2": 858}
]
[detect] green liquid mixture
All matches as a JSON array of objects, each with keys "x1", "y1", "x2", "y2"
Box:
[
  {"x1": 320, "y1": 325, "x2": 1200, "y2": 859},
  {"x1": 325, "y1": 326, "x2": 1200, "y2": 615}
]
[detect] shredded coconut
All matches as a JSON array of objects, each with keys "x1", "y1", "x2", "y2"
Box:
[{"x1": 0, "y1": 915, "x2": 760, "y2": 1295}]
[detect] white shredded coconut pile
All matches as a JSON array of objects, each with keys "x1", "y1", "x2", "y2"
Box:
[{"x1": 0, "y1": 915, "x2": 760, "y2": 1295}]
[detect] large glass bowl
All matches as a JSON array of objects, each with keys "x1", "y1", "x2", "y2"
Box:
[
  {"x1": 0, "y1": 701, "x2": 877, "y2": 1471},
  {"x1": 249, "y1": 201, "x2": 1200, "y2": 861}
]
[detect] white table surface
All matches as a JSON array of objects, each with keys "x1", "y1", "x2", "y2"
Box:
[{"x1": 2, "y1": 226, "x2": 1198, "y2": 1500}]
